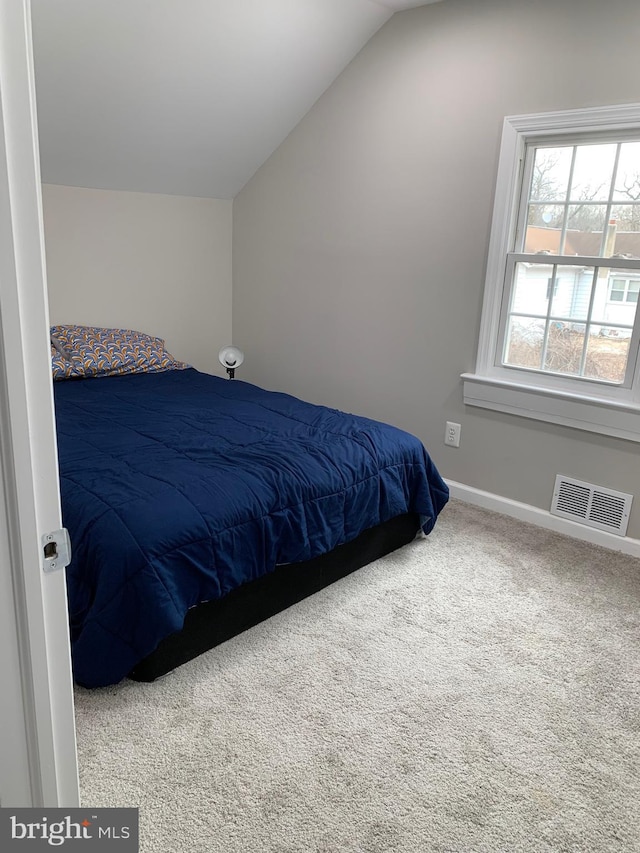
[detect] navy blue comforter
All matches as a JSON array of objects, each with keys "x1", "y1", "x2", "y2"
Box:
[{"x1": 54, "y1": 369, "x2": 448, "y2": 687}]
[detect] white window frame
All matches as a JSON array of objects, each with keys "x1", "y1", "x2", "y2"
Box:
[
  {"x1": 463, "y1": 103, "x2": 640, "y2": 443},
  {"x1": 608, "y1": 276, "x2": 640, "y2": 304}
]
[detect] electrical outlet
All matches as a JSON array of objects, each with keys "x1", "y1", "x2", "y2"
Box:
[{"x1": 445, "y1": 421, "x2": 461, "y2": 447}]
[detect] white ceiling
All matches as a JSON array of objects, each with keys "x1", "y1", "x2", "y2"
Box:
[{"x1": 31, "y1": 0, "x2": 443, "y2": 199}]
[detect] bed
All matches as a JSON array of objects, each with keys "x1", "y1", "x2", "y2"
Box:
[{"x1": 51, "y1": 326, "x2": 449, "y2": 688}]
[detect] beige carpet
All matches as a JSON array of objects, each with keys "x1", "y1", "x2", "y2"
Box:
[{"x1": 74, "y1": 499, "x2": 640, "y2": 852}]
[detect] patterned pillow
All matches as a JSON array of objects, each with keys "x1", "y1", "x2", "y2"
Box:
[{"x1": 51, "y1": 325, "x2": 190, "y2": 381}]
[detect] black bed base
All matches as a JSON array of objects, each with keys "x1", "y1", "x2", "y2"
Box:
[{"x1": 128, "y1": 512, "x2": 420, "y2": 682}]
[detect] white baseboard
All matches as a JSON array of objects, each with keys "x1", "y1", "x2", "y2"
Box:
[{"x1": 445, "y1": 479, "x2": 640, "y2": 559}]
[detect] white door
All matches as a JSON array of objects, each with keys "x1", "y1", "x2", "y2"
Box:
[{"x1": 0, "y1": 0, "x2": 79, "y2": 807}]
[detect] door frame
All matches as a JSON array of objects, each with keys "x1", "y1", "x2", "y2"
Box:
[{"x1": 0, "y1": 0, "x2": 79, "y2": 807}]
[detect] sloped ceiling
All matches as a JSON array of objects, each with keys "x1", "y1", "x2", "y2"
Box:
[{"x1": 31, "y1": 0, "x2": 443, "y2": 199}]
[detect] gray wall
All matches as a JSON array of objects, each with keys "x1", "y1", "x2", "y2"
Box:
[
  {"x1": 43, "y1": 184, "x2": 232, "y2": 375},
  {"x1": 233, "y1": 0, "x2": 640, "y2": 538}
]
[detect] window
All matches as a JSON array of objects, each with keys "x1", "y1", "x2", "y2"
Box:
[
  {"x1": 609, "y1": 278, "x2": 640, "y2": 304},
  {"x1": 464, "y1": 104, "x2": 640, "y2": 443}
]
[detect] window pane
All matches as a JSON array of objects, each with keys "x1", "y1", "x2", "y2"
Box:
[
  {"x1": 543, "y1": 323, "x2": 585, "y2": 376},
  {"x1": 529, "y1": 147, "x2": 572, "y2": 202},
  {"x1": 569, "y1": 144, "x2": 616, "y2": 202},
  {"x1": 609, "y1": 278, "x2": 625, "y2": 302},
  {"x1": 564, "y1": 205, "x2": 608, "y2": 255},
  {"x1": 595, "y1": 268, "x2": 639, "y2": 330},
  {"x1": 503, "y1": 318, "x2": 545, "y2": 369},
  {"x1": 583, "y1": 332, "x2": 631, "y2": 383},
  {"x1": 549, "y1": 266, "x2": 595, "y2": 321},
  {"x1": 609, "y1": 205, "x2": 640, "y2": 256},
  {"x1": 613, "y1": 141, "x2": 640, "y2": 202},
  {"x1": 510, "y1": 261, "x2": 551, "y2": 314},
  {"x1": 525, "y1": 205, "x2": 564, "y2": 253},
  {"x1": 527, "y1": 204, "x2": 564, "y2": 228}
]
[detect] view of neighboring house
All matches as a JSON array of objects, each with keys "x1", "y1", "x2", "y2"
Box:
[
  {"x1": 510, "y1": 223, "x2": 639, "y2": 339},
  {"x1": 503, "y1": 223, "x2": 640, "y2": 382}
]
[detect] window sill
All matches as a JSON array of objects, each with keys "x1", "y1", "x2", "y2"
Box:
[{"x1": 462, "y1": 373, "x2": 640, "y2": 443}]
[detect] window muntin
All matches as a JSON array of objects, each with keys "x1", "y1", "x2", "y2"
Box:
[{"x1": 501, "y1": 137, "x2": 640, "y2": 387}]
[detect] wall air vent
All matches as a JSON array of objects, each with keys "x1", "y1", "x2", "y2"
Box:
[{"x1": 551, "y1": 475, "x2": 632, "y2": 537}]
